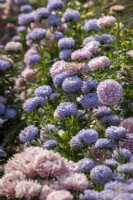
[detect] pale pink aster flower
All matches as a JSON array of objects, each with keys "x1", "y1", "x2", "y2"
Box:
[
  {"x1": 88, "y1": 56, "x2": 110, "y2": 71},
  {"x1": 127, "y1": 50, "x2": 133, "y2": 58},
  {"x1": 64, "y1": 159, "x2": 79, "y2": 172},
  {"x1": 15, "y1": 77, "x2": 26, "y2": 87},
  {"x1": 57, "y1": 172, "x2": 90, "y2": 191},
  {"x1": 21, "y1": 68, "x2": 35, "y2": 82},
  {"x1": 34, "y1": 150, "x2": 67, "y2": 177},
  {"x1": 121, "y1": 118, "x2": 133, "y2": 133},
  {"x1": 110, "y1": 5, "x2": 125, "y2": 12},
  {"x1": 97, "y1": 16, "x2": 116, "y2": 28},
  {"x1": 4, "y1": 147, "x2": 44, "y2": 177},
  {"x1": 40, "y1": 185, "x2": 53, "y2": 200},
  {"x1": 15, "y1": 180, "x2": 41, "y2": 200},
  {"x1": 97, "y1": 79, "x2": 123, "y2": 105},
  {"x1": 50, "y1": 61, "x2": 66, "y2": 78},
  {"x1": 5, "y1": 42, "x2": 23, "y2": 52},
  {"x1": 46, "y1": 190, "x2": 73, "y2": 200},
  {"x1": 84, "y1": 41, "x2": 100, "y2": 54},
  {"x1": 71, "y1": 49, "x2": 93, "y2": 60},
  {"x1": 0, "y1": 171, "x2": 25, "y2": 198}
]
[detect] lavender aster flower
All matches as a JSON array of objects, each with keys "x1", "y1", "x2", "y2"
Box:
[
  {"x1": 12, "y1": 36, "x2": 21, "y2": 42},
  {"x1": 53, "y1": 72, "x2": 70, "y2": 87},
  {"x1": 105, "y1": 159, "x2": 119, "y2": 167},
  {"x1": 23, "y1": 97, "x2": 46, "y2": 112},
  {"x1": 88, "y1": 56, "x2": 110, "y2": 71},
  {"x1": 90, "y1": 165, "x2": 112, "y2": 185},
  {"x1": 45, "y1": 15, "x2": 61, "y2": 27},
  {"x1": 104, "y1": 181, "x2": 127, "y2": 192},
  {"x1": 52, "y1": 31, "x2": 64, "y2": 40},
  {"x1": 58, "y1": 37, "x2": 75, "y2": 49},
  {"x1": 0, "y1": 59, "x2": 11, "y2": 71},
  {"x1": 117, "y1": 163, "x2": 133, "y2": 173},
  {"x1": 4, "y1": 108, "x2": 17, "y2": 119},
  {"x1": 105, "y1": 126, "x2": 127, "y2": 140},
  {"x1": 62, "y1": 76, "x2": 83, "y2": 92},
  {"x1": 34, "y1": 85, "x2": 52, "y2": 98},
  {"x1": 114, "y1": 193, "x2": 133, "y2": 200},
  {"x1": 54, "y1": 102, "x2": 77, "y2": 120},
  {"x1": 113, "y1": 148, "x2": 132, "y2": 161},
  {"x1": 77, "y1": 158, "x2": 95, "y2": 173},
  {"x1": 0, "y1": 103, "x2": 5, "y2": 115},
  {"x1": 70, "y1": 136, "x2": 82, "y2": 148},
  {"x1": 35, "y1": 7, "x2": 50, "y2": 21},
  {"x1": 59, "y1": 49, "x2": 72, "y2": 60},
  {"x1": 19, "y1": 125, "x2": 38, "y2": 143},
  {"x1": 97, "y1": 79, "x2": 123, "y2": 105},
  {"x1": 80, "y1": 190, "x2": 100, "y2": 200},
  {"x1": 100, "y1": 34, "x2": 114, "y2": 44},
  {"x1": 93, "y1": 106, "x2": 112, "y2": 118},
  {"x1": 80, "y1": 93, "x2": 100, "y2": 109},
  {"x1": 43, "y1": 140, "x2": 57, "y2": 149},
  {"x1": 101, "y1": 115, "x2": 120, "y2": 126},
  {"x1": 100, "y1": 190, "x2": 118, "y2": 200},
  {"x1": 15, "y1": 0, "x2": 28, "y2": 5},
  {"x1": 78, "y1": 129, "x2": 98, "y2": 144},
  {"x1": 95, "y1": 138, "x2": 114, "y2": 149},
  {"x1": 83, "y1": 36, "x2": 100, "y2": 45},
  {"x1": 17, "y1": 26, "x2": 26, "y2": 33},
  {"x1": 84, "y1": 19, "x2": 100, "y2": 32},
  {"x1": 47, "y1": 0, "x2": 64, "y2": 12},
  {"x1": 20, "y1": 5, "x2": 32, "y2": 13},
  {"x1": 81, "y1": 80, "x2": 99, "y2": 93},
  {"x1": 63, "y1": 10, "x2": 80, "y2": 22},
  {"x1": 18, "y1": 13, "x2": 35, "y2": 25},
  {"x1": 26, "y1": 28, "x2": 46, "y2": 41}
]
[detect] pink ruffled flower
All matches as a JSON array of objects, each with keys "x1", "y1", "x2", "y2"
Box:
[
  {"x1": 57, "y1": 172, "x2": 90, "y2": 191},
  {"x1": 84, "y1": 41, "x2": 100, "y2": 54},
  {"x1": 71, "y1": 48, "x2": 93, "y2": 60},
  {"x1": 46, "y1": 190, "x2": 73, "y2": 200},
  {"x1": 34, "y1": 150, "x2": 67, "y2": 177},
  {"x1": 0, "y1": 171, "x2": 25, "y2": 198},
  {"x1": 40, "y1": 185, "x2": 53, "y2": 200},
  {"x1": 50, "y1": 61, "x2": 66, "y2": 78},
  {"x1": 97, "y1": 16, "x2": 116, "y2": 28},
  {"x1": 15, "y1": 180, "x2": 41, "y2": 200},
  {"x1": 88, "y1": 56, "x2": 110, "y2": 71}
]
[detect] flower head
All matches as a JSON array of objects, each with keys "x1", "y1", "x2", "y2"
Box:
[
  {"x1": 58, "y1": 38, "x2": 75, "y2": 49},
  {"x1": 62, "y1": 76, "x2": 83, "y2": 92},
  {"x1": 71, "y1": 48, "x2": 93, "y2": 60},
  {"x1": 105, "y1": 126, "x2": 127, "y2": 140},
  {"x1": 84, "y1": 19, "x2": 100, "y2": 32},
  {"x1": 54, "y1": 102, "x2": 77, "y2": 120},
  {"x1": 63, "y1": 10, "x2": 80, "y2": 22},
  {"x1": 47, "y1": 0, "x2": 64, "y2": 12},
  {"x1": 26, "y1": 28, "x2": 46, "y2": 41},
  {"x1": 19, "y1": 125, "x2": 38, "y2": 143},
  {"x1": 77, "y1": 158, "x2": 95, "y2": 173},
  {"x1": 46, "y1": 190, "x2": 73, "y2": 200},
  {"x1": 97, "y1": 16, "x2": 116, "y2": 28},
  {"x1": 80, "y1": 93, "x2": 100, "y2": 109},
  {"x1": 97, "y1": 79, "x2": 123, "y2": 105},
  {"x1": 93, "y1": 106, "x2": 112, "y2": 118},
  {"x1": 59, "y1": 49, "x2": 72, "y2": 60},
  {"x1": 23, "y1": 97, "x2": 46, "y2": 112},
  {"x1": 88, "y1": 56, "x2": 110, "y2": 71},
  {"x1": 46, "y1": 15, "x2": 61, "y2": 27},
  {"x1": 34, "y1": 85, "x2": 52, "y2": 98},
  {"x1": 81, "y1": 80, "x2": 99, "y2": 94},
  {"x1": 90, "y1": 165, "x2": 112, "y2": 185},
  {"x1": 95, "y1": 138, "x2": 114, "y2": 149}
]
